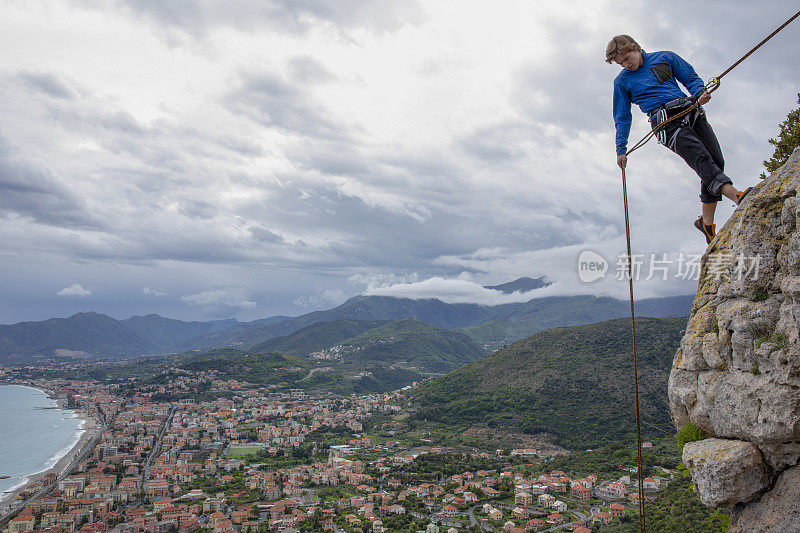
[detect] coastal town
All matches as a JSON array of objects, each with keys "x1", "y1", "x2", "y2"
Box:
[{"x1": 0, "y1": 364, "x2": 672, "y2": 533}]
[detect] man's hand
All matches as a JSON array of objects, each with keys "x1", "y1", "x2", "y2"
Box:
[
  {"x1": 697, "y1": 92, "x2": 711, "y2": 105},
  {"x1": 617, "y1": 154, "x2": 627, "y2": 169}
]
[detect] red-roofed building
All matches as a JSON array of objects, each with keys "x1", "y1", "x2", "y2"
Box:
[
  {"x1": 230, "y1": 510, "x2": 251, "y2": 525},
  {"x1": 526, "y1": 518, "x2": 546, "y2": 531},
  {"x1": 179, "y1": 519, "x2": 199, "y2": 533},
  {"x1": 8, "y1": 513, "x2": 35, "y2": 533},
  {"x1": 610, "y1": 503, "x2": 626, "y2": 516},
  {"x1": 214, "y1": 519, "x2": 234, "y2": 533},
  {"x1": 153, "y1": 500, "x2": 172, "y2": 512},
  {"x1": 572, "y1": 485, "x2": 592, "y2": 500},
  {"x1": 441, "y1": 504, "x2": 458, "y2": 518},
  {"x1": 79, "y1": 524, "x2": 108, "y2": 533}
]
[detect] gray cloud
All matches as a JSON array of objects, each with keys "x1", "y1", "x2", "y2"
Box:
[
  {"x1": 293, "y1": 288, "x2": 347, "y2": 308},
  {"x1": 366, "y1": 277, "x2": 548, "y2": 305},
  {"x1": 224, "y1": 71, "x2": 349, "y2": 140},
  {"x1": 288, "y1": 56, "x2": 337, "y2": 85},
  {"x1": 249, "y1": 226, "x2": 285, "y2": 244},
  {"x1": 181, "y1": 287, "x2": 257, "y2": 315},
  {"x1": 511, "y1": 26, "x2": 610, "y2": 134},
  {"x1": 77, "y1": 0, "x2": 424, "y2": 39},
  {"x1": 649, "y1": 1, "x2": 800, "y2": 82},
  {"x1": 18, "y1": 71, "x2": 80, "y2": 100},
  {"x1": 457, "y1": 121, "x2": 564, "y2": 164},
  {"x1": 0, "y1": 133, "x2": 97, "y2": 229}
]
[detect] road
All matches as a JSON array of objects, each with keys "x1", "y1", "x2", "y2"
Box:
[
  {"x1": 465, "y1": 505, "x2": 493, "y2": 531},
  {"x1": 140, "y1": 405, "x2": 177, "y2": 493}
]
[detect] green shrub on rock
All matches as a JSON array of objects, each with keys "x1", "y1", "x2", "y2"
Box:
[{"x1": 677, "y1": 423, "x2": 703, "y2": 450}]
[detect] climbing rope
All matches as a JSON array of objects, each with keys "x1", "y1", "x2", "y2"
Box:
[
  {"x1": 619, "y1": 9, "x2": 800, "y2": 533},
  {"x1": 620, "y1": 165, "x2": 647, "y2": 533}
]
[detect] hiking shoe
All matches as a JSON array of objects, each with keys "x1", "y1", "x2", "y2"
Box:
[
  {"x1": 736, "y1": 186, "x2": 753, "y2": 205},
  {"x1": 694, "y1": 216, "x2": 715, "y2": 244}
]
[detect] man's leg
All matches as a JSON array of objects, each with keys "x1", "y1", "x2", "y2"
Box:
[
  {"x1": 692, "y1": 112, "x2": 725, "y2": 172},
  {"x1": 673, "y1": 125, "x2": 729, "y2": 204},
  {"x1": 692, "y1": 114, "x2": 742, "y2": 206},
  {"x1": 702, "y1": 201, "x2": 717, "y2": 226},
  {"x1": 672, "y1": 123, "x2": 750, "y2": 229},
  {"x1": 719, "y1": 183, "x2": 740, "y2": 202}
]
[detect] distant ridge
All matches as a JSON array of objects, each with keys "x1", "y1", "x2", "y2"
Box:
[
  {"x1": 0, "y1": 289, "x2": 693, "y2": 360},
  {"x1": 0, "y1": 312, "x2": 288, "y2": 359},
  {"x1": 0, "y1": 312, "x2": 157, "y2": 359},
  {"x1": 178, "y1": 293, "x2": 693, "y2": 352},
  {"x1": 120, "y1": 314, "x2": 240, "y2": 352},
  {"x1": 484, "y1": 276, "x2": 551, "y2": 293}
]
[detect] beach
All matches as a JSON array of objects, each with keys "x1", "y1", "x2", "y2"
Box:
[{"x1": 0, "y1": 386, "x2": 100, "y2": 515}]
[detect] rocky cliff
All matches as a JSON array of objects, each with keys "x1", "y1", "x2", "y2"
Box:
[{"x1": 668, "y1": 147, "x2": 800, "y2": 531}]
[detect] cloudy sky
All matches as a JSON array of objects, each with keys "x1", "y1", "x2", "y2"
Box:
[{"x1": 1, "y1": 0, "x2": 798, "y2": 323}]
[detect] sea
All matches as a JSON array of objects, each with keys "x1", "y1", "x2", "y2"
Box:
[{"x1": 0, "y1": 385, "x2": 85, "y2": 503}]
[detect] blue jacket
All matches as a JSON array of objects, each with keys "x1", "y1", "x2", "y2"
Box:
[{"x1": 613, "y1": 50, "x2": 705, "y2": 155}]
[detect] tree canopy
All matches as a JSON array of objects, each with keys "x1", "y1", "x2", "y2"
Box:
[{"x1": 762, "y1": 93, "x2": 800, "y2": 178}]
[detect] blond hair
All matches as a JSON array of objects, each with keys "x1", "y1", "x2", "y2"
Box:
[{"x1": 605, "y1": 35, "x2": 641, "y2": 63}]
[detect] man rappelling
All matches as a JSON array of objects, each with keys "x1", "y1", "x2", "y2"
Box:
[{"x1": 606, "y1": 35, "x2": 753, "y2": 244}]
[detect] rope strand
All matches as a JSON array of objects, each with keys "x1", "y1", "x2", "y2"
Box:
[{"x1": 621, "y1": 167, "x2": 647, "y2": 532}]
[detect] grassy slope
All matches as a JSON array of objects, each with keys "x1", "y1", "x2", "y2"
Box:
[
  {"x1": 409, "y1": 316, "x2": 686, "y2": 449},
  {"x1": 338, "y1": 318, "x2": 487, "y2": 372},
  {"x1": 252, "y1": 319, "x2": 390, "y2": 355}
]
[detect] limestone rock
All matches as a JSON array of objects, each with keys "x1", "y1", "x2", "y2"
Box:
[
  {"x1": 701, "y1": 332, "x2": 726, "y2": 369},
  {"x1": 668, "y1": 147, "x2": 800, "y2": 527},
  {"x1": 728, "y1": 464, "x2": 800, "y2": 533},
  {"x1": 682, "y1": 438, "x2": 769, "y2": 507},
  {"x1": 759, "y1": 442, "x2": 800, "y2": 471}
]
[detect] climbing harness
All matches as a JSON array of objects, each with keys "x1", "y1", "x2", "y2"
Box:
[
  {"x1": 649, "y1": 98, "x2": 704, "y2": 150},
  {"x1": 619, "y1": 9, "x2": 800, "y2": 533}
]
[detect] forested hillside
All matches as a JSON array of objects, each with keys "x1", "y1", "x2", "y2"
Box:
[{"x1": 408, "y1": 316, "x2": 686, "y2": 449}]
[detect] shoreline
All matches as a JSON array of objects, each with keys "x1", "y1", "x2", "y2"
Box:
[{"x1": 0, "y1": 385, "x2": 99, "y2": 513}]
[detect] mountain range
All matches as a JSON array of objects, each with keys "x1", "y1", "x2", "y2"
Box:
[
  {"x1": 77, "y1": 318, "x2": 487, "y2": 395},
  {"x1": 0, "y1": 279, "x2": 693, "y2": 360}
]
